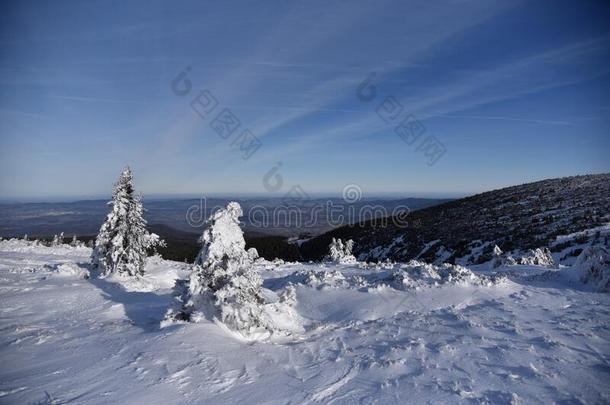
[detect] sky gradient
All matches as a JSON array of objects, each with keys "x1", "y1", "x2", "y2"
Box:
[{"x1": 1, "y1": 0, "x2": 609, "y2": 201}]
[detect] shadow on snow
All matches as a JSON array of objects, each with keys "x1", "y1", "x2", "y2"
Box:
[{"x1": 87, "y1": 275, "x2": 174, "y2": 333}]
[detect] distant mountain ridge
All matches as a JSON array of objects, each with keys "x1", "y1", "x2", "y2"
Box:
[
  {"x1": 0, "y1": 197, "x2": 449, "y2": 238},
  {"x1": 300, "y1": 174, "x2": 610, "y2": 265}
]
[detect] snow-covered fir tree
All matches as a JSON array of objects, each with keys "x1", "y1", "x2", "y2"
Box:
[
  {"x1": 51, "y1": 233, "x2": 63, "y2": 247},
  {"x1": 91, "y1": 167, "x2": 163, "y2": 277},
  {"x1": 326, "y1": 237, "x2": 357, "y2": 264},
  {"x1": 70, "y1": 235, "x2": 79, "y2": 247},
  {"x1": 490, "y1": 245, "x2": 516, "y2": 269},
  {"x1": 168, "y1": 202, "x2": 268, "y2": 335}
]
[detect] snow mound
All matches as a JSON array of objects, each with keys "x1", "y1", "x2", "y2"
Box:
[
  {"x1": 260, "y1": 285, "x2": 305, "y2": 336},
  {"x1": 573, "y1": 246, "x2": 610, "y2": 292},
  {"x1": 519, "y1": 248, "x2": 554, "y2": 267},
  {"x1": 52, "y1": 262, "x2": 90, "y2": 279},
  {"x1": 103, "y1": 273, "x2": 161, "y2": 292}
]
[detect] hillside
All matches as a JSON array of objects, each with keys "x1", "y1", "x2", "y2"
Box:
[
  {"x1": 300, "y1": 174, "x2": 610, "y2": 264},
  {"x1": 150, "y1": 224, "x2": 301, "y2": 263}
]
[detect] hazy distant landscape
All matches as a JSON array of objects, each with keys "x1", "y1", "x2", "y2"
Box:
[{"x1": 0, "y1": 197, "x2": 449, "y2": 238}]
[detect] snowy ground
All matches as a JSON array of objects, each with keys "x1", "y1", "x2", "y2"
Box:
[{"x1": 1, "y1": 240, "x2": 609, "y2": 404}]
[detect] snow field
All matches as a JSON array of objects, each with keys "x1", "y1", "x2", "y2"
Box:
[{"x1": 0, "y1": 240, "x2": 609, "y2": 404}]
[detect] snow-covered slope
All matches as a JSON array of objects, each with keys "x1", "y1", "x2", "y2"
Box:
[
  {"x1": 301, "y1": 174, "x2": 610, "y2": 265},
  {"x1": 1, "y1": 240, "x2": 609, "y2": 404}
]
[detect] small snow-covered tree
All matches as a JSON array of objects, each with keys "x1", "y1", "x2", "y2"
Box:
[
  {"x1": 91, "y1": 167, "x2": 164, "y2": 277},
  {"x1": 573, "y1": 246, "x2": 610, "y2": 292},
  {"x1": 490, "y1": 245, "x2": 516, "y2": 269},
  {"x1": 326, "y1": 237, "x2": 357, "y2": 264},
  {"x1": 51, "y1": 233, "x2": 61, "y2": 247},
  {"x1": 345, "y1": 239, "x2": 354, "y2": 255},
  {"x1": 70, "y1": 235, "x2": 79, "y2": 247},
  {"x1": 23, "y1": 234, "x2": 28, "y2": 242},
  {"x1": 328, "y1": 237, "x2": 344, "y2": 262},
  {"x1": 168, "y1": 202, "x2": 267, "y2": 334}
]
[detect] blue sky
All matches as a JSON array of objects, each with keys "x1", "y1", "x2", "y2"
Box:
[{"x1": 1, "y1": 0, "x2": 609, "y2": 201}]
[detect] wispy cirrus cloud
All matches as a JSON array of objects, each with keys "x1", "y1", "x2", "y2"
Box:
[
  {"x1": 247, "y1": 34, "x2": 610, "y2": 162},
  {"x1": 3, "y1": 0, "x2": 610, "y2": 198},
  {"x1": 43, "y1": 95, "x2": 145, "y2": 104}
]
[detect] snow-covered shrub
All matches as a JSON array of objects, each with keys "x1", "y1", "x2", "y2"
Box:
[
  {"x1": 390, "y1": 261, "x2": 440, "y2": 289},
  {"x1": 247, "y1": 247, "x2": 259, "y2": 261},
  {"x1": 167, "y1": 202, "x2": 270, "y2": 336},
  {"x1": 490, "y1": 245, "x2": 517, "y2": 269},
  {"x1": 573, "y1": 246, "x2": 610, "y2": 292},
  {"x1": 278, "y1": 284, "x2": 297, "y2": 306},
  {"x1": 519, "y1": 248, "x2": 554, "y2": 267},
  {"x1": 326, "y1": 238, "x2": 357, "y2": 264},
  {"x1": 301, "y1": 269, "x2": 347, "y2": 288},
  {"x1": 51, "y1": 233, "x2": 64, "y2": 247},
  {"x1": 491, "y1": 255, "x2": 517, "y2": 269},
  {"x1": 91, "y1": 167, "x2": 164, "y2": 277},
  {"x1": 492, "y1": 245, "x2": 502, "y2": 256},
  {"x1": 378, "y1": 259, "x2": 397, "y2": 270},
  {"x1": 70, "y1": 235, "x2": 84, "y2": 248},
  {"x1": 390, "y1": 260, "x2": 503, "y2": 290},
  {"x1": 437, "y1": 263, "x2": 501, "y2": 286}
]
